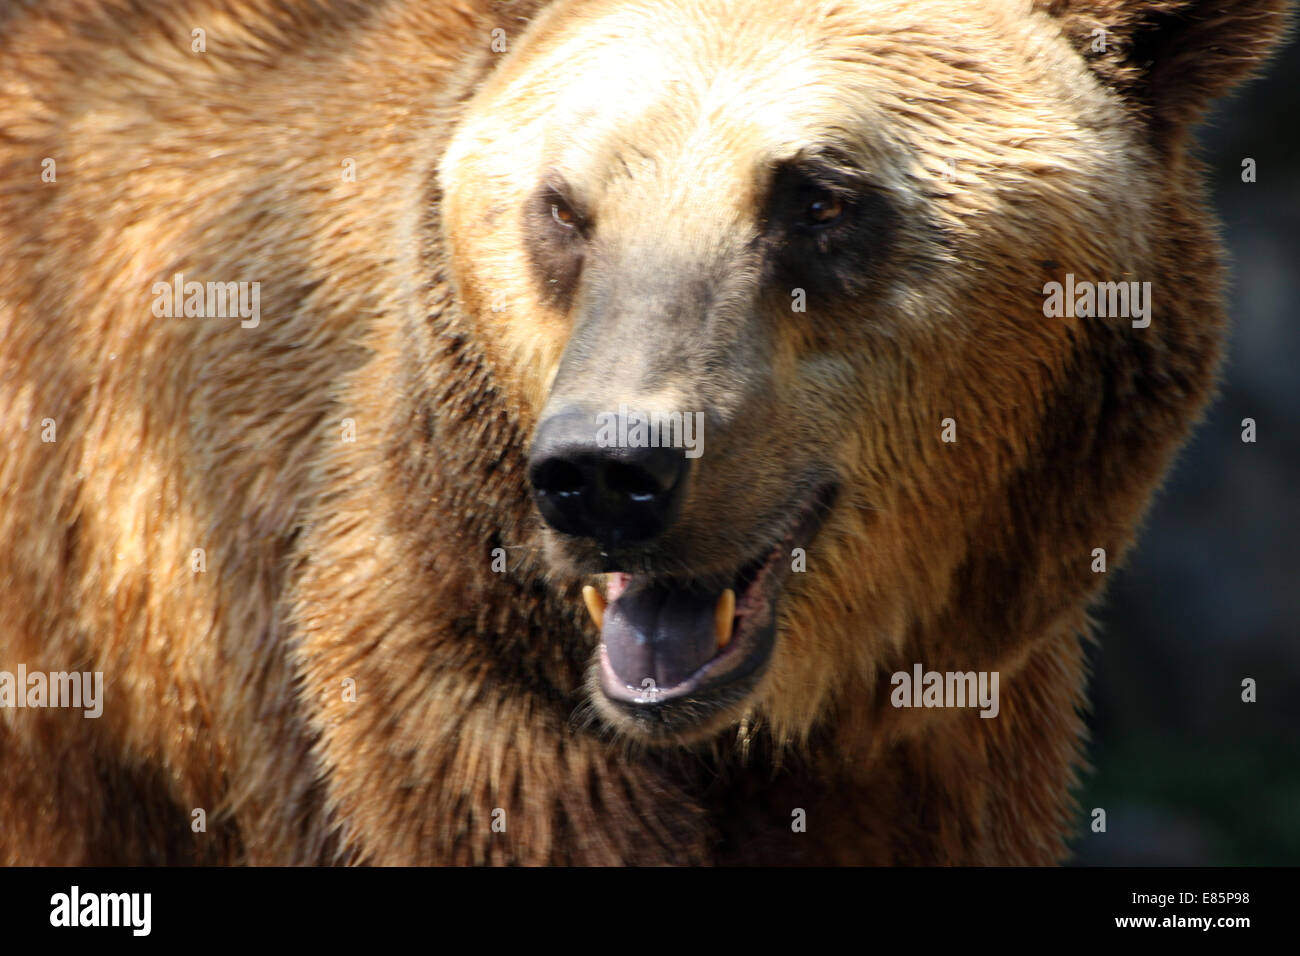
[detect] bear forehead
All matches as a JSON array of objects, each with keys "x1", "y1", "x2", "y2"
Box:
[
  {"x1": 440, "y1": 0, "x2": 1149, "y2": 292},
  {"x1": 446, "y1": 0, "x2": 1131, "y2": 207},
  {"x1": 502, "y1": 0, "x2": 1050, "y2": 89}
]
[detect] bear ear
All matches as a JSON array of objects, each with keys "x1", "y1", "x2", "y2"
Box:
[{"x1": 1035, "y1": 0, "x2": 1294, "y2": 146}]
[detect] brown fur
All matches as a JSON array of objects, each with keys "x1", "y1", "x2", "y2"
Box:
[{"x1": 0, "y1": 0, "x2": 1290, "y2": 864}]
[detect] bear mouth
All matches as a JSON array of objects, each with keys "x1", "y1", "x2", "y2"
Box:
[{"x1": 586, "y1": 484, "x2": 837, "y2": 729}]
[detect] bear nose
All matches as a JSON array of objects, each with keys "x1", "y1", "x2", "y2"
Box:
[{"x1": 527, "y1": 407, "x2": 689, "y2": 546}]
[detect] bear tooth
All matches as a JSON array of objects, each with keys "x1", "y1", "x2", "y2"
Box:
[
  {"x1": 582, "y1": 585, "x2": 605, "y2": 630},
  {"x1": 715, "y1": 588, "x2": 736, "y2": 649}
]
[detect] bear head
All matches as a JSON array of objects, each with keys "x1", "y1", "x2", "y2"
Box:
[{"x1": 433, "y1": 0, "x2": 1290, "y2": 747}]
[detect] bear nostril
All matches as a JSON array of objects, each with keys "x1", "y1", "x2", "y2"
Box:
[
  {"x1": 533, "y1": 458, "x2": 585, "y2": 498},
  {"x1": 603, "y1": 460, "x2": 663, "y2": 502},
  {"x1": 527, "y1": 406, "x2": 691, "y2": 545}
]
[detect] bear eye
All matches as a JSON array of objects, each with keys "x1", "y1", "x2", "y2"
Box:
[
  {"x1": 806, "y1": 192, "x2": 844, "y2": 227},
  {"x1": 763, "y1": 159, "x2": 896, "y2": 299},
  {"x1": 551, "y1": 199, "x2": 578, "y2": 229},
  {"x1": 527, "y1": 179, "x2": 588, "y2": 307}
]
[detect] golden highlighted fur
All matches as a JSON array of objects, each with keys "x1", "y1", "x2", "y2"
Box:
[{"x1": 0, "y1": 0, "x2": 1290, "y2": 864}]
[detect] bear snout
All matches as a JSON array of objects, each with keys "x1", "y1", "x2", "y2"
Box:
[{"x1": 528, "y1": 404, "x2": 692, "y2": 547}]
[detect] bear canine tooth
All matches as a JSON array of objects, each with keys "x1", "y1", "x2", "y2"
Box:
[
  {"x1": 582, "y1": 585, "x2": 605, "y2": 630},
  {"x1": 715, "y1": 589, "x2": 736, "y2": 649}
]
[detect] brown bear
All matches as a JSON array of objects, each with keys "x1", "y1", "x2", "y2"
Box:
[{"x1": 0, "y1": 0, "x2": 1290, "y2": 865}]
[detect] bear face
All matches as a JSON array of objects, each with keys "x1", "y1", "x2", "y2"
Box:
[{"x1": 438, "y1": 0, "x2": 1180, "y2": 744}]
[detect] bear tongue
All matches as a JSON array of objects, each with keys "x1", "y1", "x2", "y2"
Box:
[{"x1": 602, "y1": 579, "x2": 721, "y2": 691}]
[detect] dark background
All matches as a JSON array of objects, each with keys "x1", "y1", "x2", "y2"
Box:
[{"x1": 1072, "y1": 34, "x2": 1300, "y2": 865}]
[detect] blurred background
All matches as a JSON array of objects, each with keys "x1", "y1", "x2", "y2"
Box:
[{"x1": 1072, "y1": 34, "x2": 1300, "y2": 865}]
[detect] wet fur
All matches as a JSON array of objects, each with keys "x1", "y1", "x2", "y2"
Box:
[{"x1": 0, "y1": 0, "x2": 1290, "y2": 863}]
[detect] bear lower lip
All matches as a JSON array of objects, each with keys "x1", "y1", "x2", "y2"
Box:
[{"x1": 595, "y1": 483, "x2": 837, "y2": 711}]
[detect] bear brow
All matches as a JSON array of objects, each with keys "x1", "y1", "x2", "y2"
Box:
[
  {"x1": 539, "y1": 170, "x2": 588, "y2": 218},
  {"x1": 771, "y1": 142, "x2": 874, "y2": 188}
]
